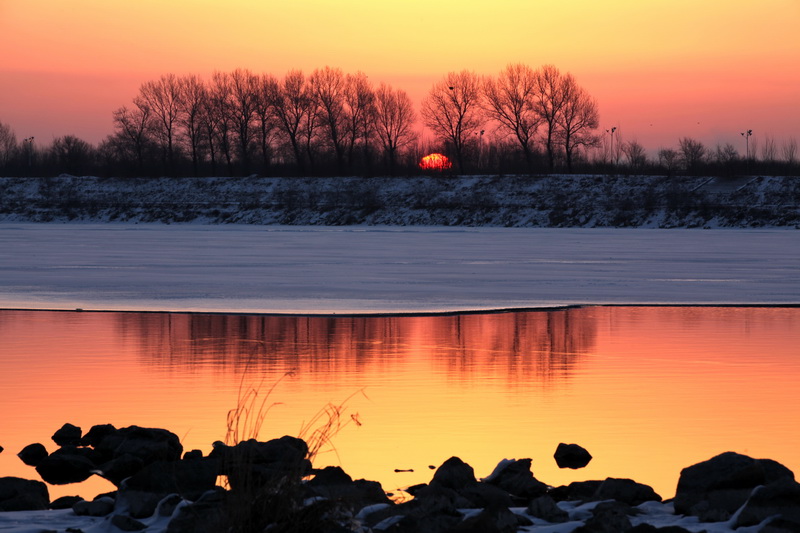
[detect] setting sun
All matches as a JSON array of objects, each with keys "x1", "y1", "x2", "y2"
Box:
[{"x1": 419, "y1": 153, "x2": 452, "y2": 171}]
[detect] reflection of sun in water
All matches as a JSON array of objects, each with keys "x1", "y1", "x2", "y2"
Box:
[{"x1": 419, "y1": 153, "x2": 452, "y2": 171}]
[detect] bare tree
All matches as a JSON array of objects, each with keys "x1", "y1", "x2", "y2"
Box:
[
  {"x1": 176, "y1": 74, "x2": 207, "y2": 176},
  {"x1": 782, "y1": 137, "x2": 798, "y2": 164},
  {"x1": 374, "y1": 83, "x2": 417, "y2": 174},
  {"x1": 761, "y1": 135, "x2": 777, "y2": 163},
  {"x1": 621, "y1": 140, "x2": 647, "y2": 171},
  {"x1": 0, "y1": 121, "x2": 17, "y2": 170},
  {"x1": 310, "y1": 66, "x2": 348, "y2": 173},
  {"x1": 482, "y1": 63, "x2": 540, "y2": 172},
  {"x1": 678, "y1": 137, "x2": 706, "y2": 174},
  {"x1": 138, "y1": 74, "x2": 181, "y2": 174},
  {"x1": 658, "y1": 148, "x2": 679, "y2": 176},
  {"x1": 271, "y1": 70, "x2": 311, "y2": 173},
  {"x1": 111, "y1": 102, "x2": 153, "y2": 171},
  {"x1": 229, "y1": 68, "x2": 259, "y2": 174},
  {"x1": 558, "y1": 73, "x2": 600, "y2": 173},
  {"x1": 421, "y1": 70, "x2": 482, "y2": 173},
  {"x1": 50, "y1": 135, "x2": 93, "y2": 175},
  {"x1": 343, "y1": 71, "x2": 375, "y2": 171},
  {"x1": 209, "y1": 71, "x2": 235, "y2": 175},
  {"x1": 534, "y1": 64, "x2": 568, "y2": 171},
  {"x1": 254, "y1": 74, "x2": 279, "y2": 174}
]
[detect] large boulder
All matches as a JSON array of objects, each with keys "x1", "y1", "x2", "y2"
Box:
[
  {"x1": 52, "y1": 423, "x2": 82, "y2": 446},
  {"x1": 95, "y1": 426, "x2": 183, "y2": 464},
  {"x1": 554, "y1": 443, "x2": 593, "y2": 469},
  {"x1": 733, "y1": 478, "x2": 800, "y2": 529},
  {"x1": 35, "y1": 447, "x2": 97, "y2": 484},
  {"x1": 483, "y1": 459, "x2": 548, "y2": 500},
  {"x1": 94, "y1": 426, "x2": 183, "y2": 485},
  {"x1": 305, "y1": 466, "x2": 392, "y2": 511},
  {"x1": 526, "y1": 495, "x2": 569, "y2": 523},
  {"x1": 211, "y1": 436, "x2": 310, "y2": 491},
  {"x1": 573, "y1": 501, "x2": 633, "y2": 532},
  {"x1": 674, "y1": 452, "x2": 795, "y2": 521},
  {"x1": 17, "y1": 442, "x2": 49, "y2": 466},
  {"x1": 116, "y1": 457, "x2": 219, "y2": 518},
  {"x1": 429, "y1": 456, "x2": 477, "y2": 491},
  {"x1": 593, "y1": 478, "x2": 661, "y2": 506},
  {"x1": 0, "y1": 476, "x2": 50, "y2": 511},
  {"x1": 80, "y1": 423, "x2": 117, "y2": 447}
]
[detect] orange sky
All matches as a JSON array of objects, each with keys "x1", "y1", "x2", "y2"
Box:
[{"x1": 1, "y1": 0, "x2": 798, "y2": 153}]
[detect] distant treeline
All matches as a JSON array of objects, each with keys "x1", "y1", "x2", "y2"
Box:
[{"x1": 1, "y1": 64, "x2": 798, "y2": 178}]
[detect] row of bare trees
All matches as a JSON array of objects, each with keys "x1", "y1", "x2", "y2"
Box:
[
  {"x1": 105, "y1": 68, "x2": 417, "y2": 177},
  {"x1": 2, "y1": 62, "x2": 799, "y2": 177},
  {"x1": 422, "y1": 64, "x2": 599, "y2": 173}
]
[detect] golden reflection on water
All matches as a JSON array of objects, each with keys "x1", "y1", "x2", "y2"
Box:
[{"x1": 0, "y1": 307, "x2": 798, "y2": 501}]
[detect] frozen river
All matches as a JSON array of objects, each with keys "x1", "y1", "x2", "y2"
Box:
[{"x1": 0, "y1": 224, "x2": 798, "y2": 313}]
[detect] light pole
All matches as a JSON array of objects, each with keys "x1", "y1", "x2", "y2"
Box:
[
  {"x1": 23, "y1": 137, "x2": 35, "y2": 168},
  {"x1": 740, "y1": 129, "x2": 752, "y2": 160},
  {"x1": 605, "y1": 127, "x2": 617, "y2": 165}
]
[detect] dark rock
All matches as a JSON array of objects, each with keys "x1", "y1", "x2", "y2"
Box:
[
  {"x1": 674, "y1": 452, "x2": 795, "y2": 520},
  {"x1": 183, "y1": 449, "x2": 203, "y2": 460},
  {"x1": 574, "y1": 501, "x2": 633, "y2": 532},
  {"x1": 306, "y1": 466, "x2": 392, "y2": 511},
  {"x1": 166, "y1": 489, "x2": 227, "y2": 533},
  {"x1": 734, "y1": 478, "x2": 800, "y2": 529},
  {"x1": 483, "y1": 458, "x2": 548, "y2": 499},
  {"x1": 72, "y1": 496, "x2": 115, "y2": 516},
  {"x1": 527, "y1": 495, "x2": 569, "y2": 523},
  {"x1": 450, "y1": 505, "x2": 528, "y2": 533},
  {"x1": 212, "y1": 435, "x2": 310, "y2": 491},
  {"x1": 363, "y1": 495, "x2": 462, "y2": 533},
  {"x1": 156, "y1": 493, "x2": 183, "y2": 517},
  {"x1": 430, "y1": 456, "x2": 477, "y2": 491},
  {"x1": 111, "y1": 513, "x2": 147, "y2": 531},
  {"x1": 97, "y1": 453, "x2": 145, "y2": 486},
  {"x1": 410, "y1": 484, "x2": 474, "y2": 509},
  {"x1": 593, "y1": 478, "x2": 662, "y2": 506},
  {"x1": 549, "y1": 480, "x2": 604, "y2": 502},
  {"x1": 628, "y1": 525, "x2": 695, "y2": 532},
  {"x1": 35, "y1": 450, "x2": 96, "y2": 484},
  {"x1": 52, "y1": 423, "x2": 82, "y2": 446},
  {"x1": 459, "y1": 483, "x2": 514, "y2": 509},
  {"x1": 95, "y1": 426, "x2": 182, "y2": 465},
  {"x1": 0, "y1": 476, "x2": 50, "y2": 511},
  {"x1": 0, "y1": 445, "x2": 4, "y2": 454},
  {"x1": 18, "y1": 442, "x2": 49, "y2": 466},
  {"x1": 50, "y1": 495, "x2": 83, "y2": 510},
  {"x1": 554, "y1": 443, "x2": 593, "y2": 469},
  {"x1": 80, "y1": 424, "x2": 117, "y2": 447},
  {"x1": 124, "y1": 457, "x2": 218, "y2": 500},
  {"x1": 115, "y1": 488, "x2": 165, "y2": 519}
]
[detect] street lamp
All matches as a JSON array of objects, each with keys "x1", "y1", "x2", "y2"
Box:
[
  {"x1": 23, "y1": 137, "x2": 35, "y2": 168},
  {"x1": 740, "y1": 129, "x2": 753, "y2": 160},
  {"x1": 605, "y1": 127, "x2": 617, "y2": 165}
]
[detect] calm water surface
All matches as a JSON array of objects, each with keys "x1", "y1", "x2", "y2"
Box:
[{"x1": 1, "y1": 306, "x2": 798, "y2": 501}]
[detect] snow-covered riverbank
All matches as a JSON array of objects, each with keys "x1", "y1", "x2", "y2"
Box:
[{"x1": 1, "y1": 174, "x2": 799, "y2": 228}]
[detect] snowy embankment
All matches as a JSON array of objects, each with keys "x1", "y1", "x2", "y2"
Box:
[{"x1": 1, "y1": 174, "x2": 799, "y2": 228}]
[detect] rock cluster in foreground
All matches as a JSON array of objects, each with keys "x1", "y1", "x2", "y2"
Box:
[{"x1": 2, "y1": 423, "x2": 800, "y2": 532}]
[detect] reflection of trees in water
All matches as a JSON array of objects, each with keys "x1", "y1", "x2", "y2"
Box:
[{"x1": 124, "y1": 309, "x2": 598, "y2": 383}]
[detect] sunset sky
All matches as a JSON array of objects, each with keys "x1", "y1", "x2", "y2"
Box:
[{"x1": 1, "y1": 0, "x2": 798, "y2": 153}]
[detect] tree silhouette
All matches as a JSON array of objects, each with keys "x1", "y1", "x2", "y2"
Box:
[
  {"x1": 482, "y1": 63, "x2": 541, "y2": 172},
  {"x1": 422, "y1": 70, "x2": 482, "y2": 173},
  {"x1": 374, "y1": 83, "x2": 417, "y2": 175}
]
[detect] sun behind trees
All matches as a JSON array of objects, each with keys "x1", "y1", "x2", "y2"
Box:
[{"x1": 1, "y1": 63, "x2": 799, "y2": 178}]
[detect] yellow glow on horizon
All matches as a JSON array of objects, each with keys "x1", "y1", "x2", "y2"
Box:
[{"x1": 1, "y1": 0, "x2": 798, "y2": 146}]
